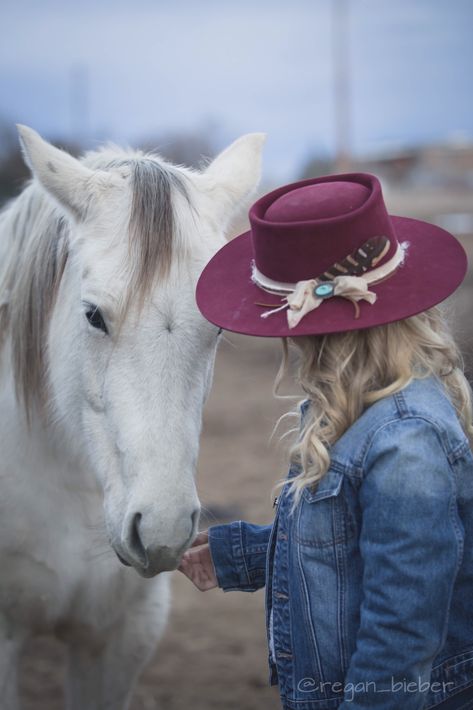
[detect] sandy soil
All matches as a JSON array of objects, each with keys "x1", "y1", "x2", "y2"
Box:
[{"x1": 18, "y1": 232, "x2": 473, "y2": 710}]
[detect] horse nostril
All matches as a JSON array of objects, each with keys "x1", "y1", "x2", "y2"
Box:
[
  {"x1": 191, "y1": 507, "x2": 200, "y2": 533},
  {"x1": 127, "y1": 512, "x2": 148, "y2": 569}
]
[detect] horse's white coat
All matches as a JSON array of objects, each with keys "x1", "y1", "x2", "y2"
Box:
[{"x1": 0, "y1": 126, "x2": 264, "y2": 709}]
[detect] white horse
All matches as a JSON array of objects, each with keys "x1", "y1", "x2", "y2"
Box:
[{"x1": 0, "y1": 125, "x2": 264, "y2": 709}]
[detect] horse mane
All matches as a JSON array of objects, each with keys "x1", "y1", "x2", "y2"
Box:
[{"x1": 0, "y1": 147, "x2": 190, "y2": 416}]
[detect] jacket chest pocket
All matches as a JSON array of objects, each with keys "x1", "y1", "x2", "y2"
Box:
[{"x1": 294, "y1": 467, "x2": 355, "y2": 547}]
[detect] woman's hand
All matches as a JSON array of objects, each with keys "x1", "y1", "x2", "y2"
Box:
[{"x1": 177, "y1": 530, "x2": 218, "y2": 591}]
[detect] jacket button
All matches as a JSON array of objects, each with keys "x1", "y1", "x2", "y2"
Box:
[
  {"x1": 275, "y1": 592, "x2": 289, "y2": 600},
  {"x1": 276, "y1": 651, "x2": 293, "y2": 659}
]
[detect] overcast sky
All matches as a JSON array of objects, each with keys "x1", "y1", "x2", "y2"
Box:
[{"x1": 1, "y1": 0, "x2": 472, "y2": 181}]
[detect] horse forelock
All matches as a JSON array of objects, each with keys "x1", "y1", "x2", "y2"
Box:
[
  {"x1": 84, "y1": 150, "x2": 192, "y2": 312},
  {"x1": 0, "y1": 147, "x2": 192, "y2": 417},
  {"x1": 127, "y1": 156, "x2": 191, "y2": 310}
]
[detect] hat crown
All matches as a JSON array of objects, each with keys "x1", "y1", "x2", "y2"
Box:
[
  {"x1": 249, "y1": 173, "x2": 398, "y2": 283},
  {"x1": 265, "y1": 181, "x2": 371, "y2": 223}
]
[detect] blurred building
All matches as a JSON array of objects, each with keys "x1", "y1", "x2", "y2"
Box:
[{"x1": 300, "y1": 140, "x2": 473, "y2": 236}]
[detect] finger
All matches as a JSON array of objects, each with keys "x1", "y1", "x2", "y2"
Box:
[
  {"x1": 195, "y1": 568, "x2": 214, "y2": 591},
  {"x1": 177, "y1": 558, "x2": 188, "y2": 573},
  {"x1": 189, "y1": 530, "x2": 209, "y2": 547},
  {"x1": 177, "y1": 557, "x2": 192, "y2": 576},
  {"x1": 181, "y1": 544, "x2": 209, "y2": 564}
]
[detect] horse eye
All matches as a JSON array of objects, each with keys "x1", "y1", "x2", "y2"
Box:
[{"x1": 85, "y1": 305, "x2": 108, "y2": 334}]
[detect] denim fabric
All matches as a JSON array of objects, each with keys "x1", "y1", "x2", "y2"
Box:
[
  {"x1": 208, "y1": 376, "x2": 473, "y2": 709},
  {"x1": 433, "y1": 682, "x2": 473, "y2": 709}
]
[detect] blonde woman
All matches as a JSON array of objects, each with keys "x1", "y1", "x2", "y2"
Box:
[{"x1": 179, "y1": 174, "x2": 473, "y2": 709}]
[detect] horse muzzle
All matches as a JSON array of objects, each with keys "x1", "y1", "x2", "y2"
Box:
[{"x1": 115, "y1": 504, "x2": 200, "y2": 577}]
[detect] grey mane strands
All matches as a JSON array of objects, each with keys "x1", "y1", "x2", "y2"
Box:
[
  {"x1": 0, "y1": 189, "x2": 69, "y2": 416},
  {"x1": 127, "y1": 158, "x2": 190, "y2": 311}
]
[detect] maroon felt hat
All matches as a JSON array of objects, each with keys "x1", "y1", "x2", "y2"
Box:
[{"x1": 196, "y1": 173, "x2": 467, "y2": 337}]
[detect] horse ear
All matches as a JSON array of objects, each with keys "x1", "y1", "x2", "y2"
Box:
[
  {"x1": 203, "y1": 133, "x2": 266, "y2": 226},
  {"x1": 17, "y1": 124, "x2": 108, "y2": 220}
]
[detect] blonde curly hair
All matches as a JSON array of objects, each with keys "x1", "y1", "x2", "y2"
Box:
[{"x1": 273, "y1": 305, "x2": 473, "y2": 509}]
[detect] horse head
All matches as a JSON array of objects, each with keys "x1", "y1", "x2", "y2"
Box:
[{"x1": 16, "y1": 125, "x2": 264, "y2": 576}]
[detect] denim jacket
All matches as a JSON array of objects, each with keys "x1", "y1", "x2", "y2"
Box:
[{"x1": 208, "y1": 376, "x2": 473, "y2": 709}]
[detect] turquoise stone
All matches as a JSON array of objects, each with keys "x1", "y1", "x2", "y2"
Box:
[{"x1": 314, "y1": 282, "x2": 335, "y2": 299}]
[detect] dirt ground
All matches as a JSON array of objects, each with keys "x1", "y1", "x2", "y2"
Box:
[
  {"x1": 18, "y1": 234, "x2": 473, "y2": 710},
  {"x1": 20, "y1": 334, "x2": 292, "y2": 710}
]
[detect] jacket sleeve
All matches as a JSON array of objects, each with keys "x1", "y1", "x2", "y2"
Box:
[
  {"x1": 339, "y1": 416, "x2": 464, "y2": 709},
  {"x1": 208, "y1": 521, "x2": 273, "y2": 592}
]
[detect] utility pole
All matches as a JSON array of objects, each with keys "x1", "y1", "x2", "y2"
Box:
[
  {"x1": 69, "y1": 64, "x2": 90, "y2": 147},
  {"x1": 332, "y1": 0, "x2": 352, "y2": 172}
]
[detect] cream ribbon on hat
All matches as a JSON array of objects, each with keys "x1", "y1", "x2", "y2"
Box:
[{"x1": 251, "y1": 240, "x2": 408, "y2": 329}]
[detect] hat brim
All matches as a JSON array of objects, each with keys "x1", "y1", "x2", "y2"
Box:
[{"x1": 196, "y1": 217, "x2": 467, "y2": 337}]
